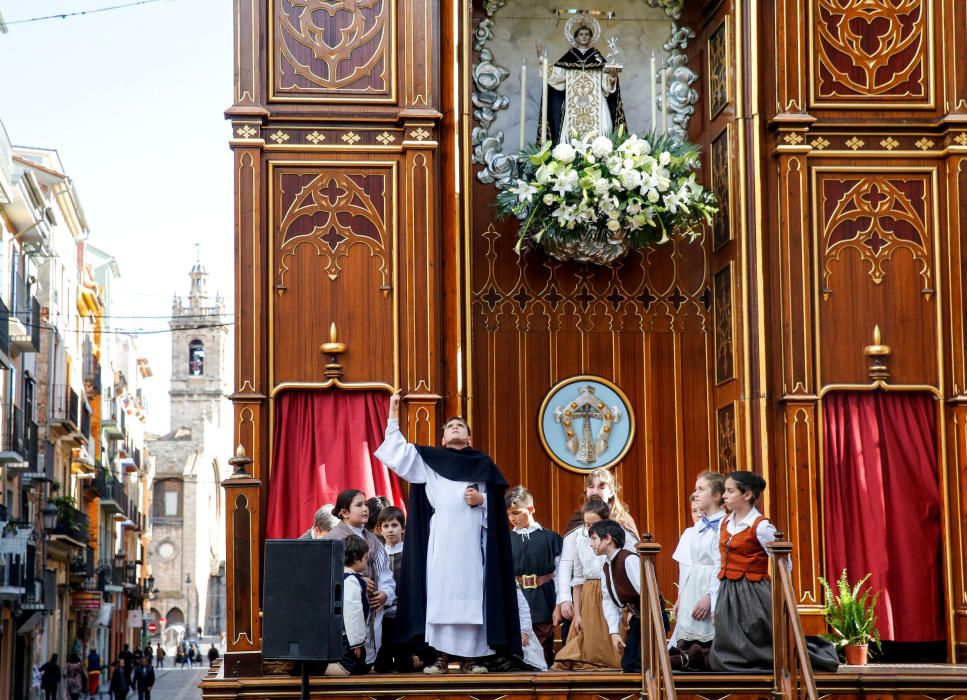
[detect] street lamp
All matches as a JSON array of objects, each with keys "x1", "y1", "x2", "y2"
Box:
[{"x1": 41, "y1": 502, "x2": 58, "y2": 531}]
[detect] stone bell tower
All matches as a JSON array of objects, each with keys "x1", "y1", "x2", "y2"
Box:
[{"x1": 168, "y1": 251, "x2": 229, "y2": 434}]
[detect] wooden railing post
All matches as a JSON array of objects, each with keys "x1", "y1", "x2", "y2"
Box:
[
  {"x1": 637, "y1": 534, "x2": 676, "y2": 700},
  {"x1": 221, "y1": 445, "x2": 263, "y2": 677},
  {"x1": 766, "y1": 533, "x2": 818, "y2": 700}
]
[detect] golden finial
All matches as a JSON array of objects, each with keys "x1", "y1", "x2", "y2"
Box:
[
  {"x1": 321, "y1": 322, "x2": 347, "y2": 379},
  {"x1": 228, "y1": 443, "x2": 253, "y2": 478},
  {"x1": 864, "y1": 325, "x2": 891, "y2": 381}
]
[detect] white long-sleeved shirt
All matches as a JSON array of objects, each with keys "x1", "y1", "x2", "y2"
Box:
[
  {"x1": 600, "y1": 548, "x2": 641, "y2": 635},
  {"x1": 343, "y1": 568, "x2": 368, "y2": 648},
  {"x1": 707, "y1": 507, "x2": 784, "y2": 608},
  {"x1": 556, "y1": 526, "x2": 637, "y2": 603}
]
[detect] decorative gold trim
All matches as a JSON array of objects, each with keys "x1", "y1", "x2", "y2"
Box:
[
  {"x1": 267, "y1": 0, "x2": 398, "y2": 104},
  {"x1": 271, "y1": 381, "x2": 394, "y2": 398},
  {"x1": 536, "y1": 374, "x2": 636, "y2": 475},
  {"x1": 807, "y1": 0, "x2": 936, "y2": 110}
]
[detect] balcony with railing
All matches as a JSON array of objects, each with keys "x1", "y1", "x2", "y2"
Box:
[
  {"x1": 50, "y1": 384, "x2": 81, "y2": 435},
  {"x1": 0, "y1": 525, "x2": 34, "y2": 601},
  {"x1": 49, "y1": 500, "x2": 90, "y2": 546},
  {"x1": 8, "y1": 273, "x2": 38, "y2": 353},
  {"x1": 0, "y1": 405, "x2": 25, "y2": 465},
  {"x1": 102, "y1": 396, "x2": 124, "y2": 439},
  {"x1": 94, "y1": 466, "x2": 128, "y2": 515}
]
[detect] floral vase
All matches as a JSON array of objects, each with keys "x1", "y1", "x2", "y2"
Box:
[{"x1": 540, "y1": 229, "x2": 632, "y2": 265}]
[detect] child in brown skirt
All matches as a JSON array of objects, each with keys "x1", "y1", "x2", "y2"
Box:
[{"x1": 552, "y1": 497, "x2": 633, "y2": 670}]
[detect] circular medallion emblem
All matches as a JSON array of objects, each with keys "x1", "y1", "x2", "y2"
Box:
[{"x1": 538, "y1": 375, "x2": 635, "y2": 473}]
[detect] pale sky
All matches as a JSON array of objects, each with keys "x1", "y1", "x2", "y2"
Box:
[{"x1": 0, "y1": 0, "x2": 234, "y2": 434}]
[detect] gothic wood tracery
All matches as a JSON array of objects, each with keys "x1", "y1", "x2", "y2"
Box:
[
  {"x1": 811, "y1": 0, "x2": 931, "y2": 106},
  {"x1": 272, "y1": 0, "x2": 396, "y2": 100},
  {"x1": 818, "y1": 173, "x2": 932, "y2": 297}
]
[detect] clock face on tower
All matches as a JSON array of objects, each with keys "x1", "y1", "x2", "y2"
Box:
[{"x1": 157, "y1": 541, "x2": 176, "y2": 561}]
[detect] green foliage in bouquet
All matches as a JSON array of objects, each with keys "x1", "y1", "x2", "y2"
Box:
[
  {"x1": 818, "y1": 569, "x2": 881, "y2": 651},
  {"x1": 496, "y1": 128, "x2": 718, "y2": 256}
]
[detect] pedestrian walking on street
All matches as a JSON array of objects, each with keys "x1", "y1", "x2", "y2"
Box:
[
  {"x1": 64, "y1": 654, "x2": 85, "y2": 700},
  {"x1": 39, "y1": 654, "x2": 61, "y2": 700},
  {"x1": 155, "y1": 644, "x2": 165, "y2": 668},
  {"x1": 109, "y1": 659, "x2": 129, "y2": 700},
  {"x1": 120, "y1": 644, "x2": 134, "y2": 686},
  {"x1": 87, "y1": 648, "x2": 101, "y2": 697},
  {"x1": 133, "y1": 656, "x2": 155, "y2": 700},
  {"x1": 207, "y1": 645, "x2": 220, "y2": 667}
]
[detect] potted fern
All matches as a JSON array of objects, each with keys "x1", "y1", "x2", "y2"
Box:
[{"x1": 818, "y1": 570, "x2": 881, "y2": 665}]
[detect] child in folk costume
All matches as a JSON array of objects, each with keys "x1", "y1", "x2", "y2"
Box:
[
  {"x1": 506, "y1": 486, "x2": 563, "y2": 667},
  {"x1": 708, "y1": 472, "x2": 838, "y2": 672},
  {"x1": 589, "y1": 519, "x2": 643, "y2": 673},
  {"x1": 669, "y1": 473, "x2": 725, "y2": 654},
  {"x1": 552, "y1": 497, "x2": 634, "y2": 670},
  {"x1": 555, "y1": 469, "x2": 639, "y2": 643},
  {"x1": 324, "y1": 490, "x2": 397, "y2": 667},
  {"x1": 326, "y1": 535, "x2": 374, "y2": 676}
]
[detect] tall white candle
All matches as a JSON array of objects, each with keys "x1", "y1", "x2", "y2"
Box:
[
  {"x1": 649, "y1": 52, "x2": 657, "y2": 131},
  {"x1": 519, "y1": 59, "x2": 527, "y2": 150},
  {"x1": 540, "y1": 56, "x2": 549, "y2": 144},
  {"x1": 660, "y1": 63, "x2": 668, "y2": 133}
]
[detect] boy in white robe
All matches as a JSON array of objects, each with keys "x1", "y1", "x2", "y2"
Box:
[{"x1": 374, "y1": 390, "x2": 521, "y2": 675}]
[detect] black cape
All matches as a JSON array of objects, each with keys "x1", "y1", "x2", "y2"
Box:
[
  {"x1": 394, "y1": 445, "x2": 522, "y2": 657},
  {"x1": 541, "y1": 47, "x2": 627, "y2": 145}
]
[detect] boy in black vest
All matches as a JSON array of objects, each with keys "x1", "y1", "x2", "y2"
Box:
[
  {"x1": 589, "y1": 519, "x2": 641, "y2": 673},
  {"x1": 326, "y1": 535, "x2": 372, "y2": 676},
  {"x1": 506, "y1": 486, "x2": 563, "y2": 667}
]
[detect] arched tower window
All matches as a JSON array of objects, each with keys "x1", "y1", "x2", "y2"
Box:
[{"x1": 188, "y1": 339, "x2": 205, "y2": 376}]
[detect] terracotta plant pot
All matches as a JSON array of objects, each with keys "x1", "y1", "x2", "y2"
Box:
[{"x1": 844, "y1": 643, "x2": 868, "y2": 665}]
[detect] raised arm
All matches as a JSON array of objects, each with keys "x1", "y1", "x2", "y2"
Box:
[{"x1": 373, "y1": 390, "x2": 427, "y2": 483}]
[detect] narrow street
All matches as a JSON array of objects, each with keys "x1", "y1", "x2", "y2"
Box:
[{"x1": 139, "y1": 667, "x2": 206, "y2": 700}]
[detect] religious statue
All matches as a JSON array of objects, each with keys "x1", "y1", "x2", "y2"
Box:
[{"x1": 537, "y1": 15, "x2": 626, "y2": 145}]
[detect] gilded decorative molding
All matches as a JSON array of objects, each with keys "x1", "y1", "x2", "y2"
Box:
[
  {"x1": 274, "y1": 169, "x2": 390, "y2": 289},
  {"x1": 819, "y1": 174, "x2": 932, "y2": 296},
  {"x1": 471, "y1": 224, "x2": 708, "y2": 334},
  {"x1": 812, "y1": 0, "x2": 931, "y2": 106},
  {"x1": 272, "y1": 0, "x2": 395, "y2": 100}
]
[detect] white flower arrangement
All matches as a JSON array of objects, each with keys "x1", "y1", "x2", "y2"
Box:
[{"x1": 497, "y1": 129, "x2": 718, "y2": 263}]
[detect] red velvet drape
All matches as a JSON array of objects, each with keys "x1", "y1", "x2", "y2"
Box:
[
  {"x1": 265, "y1": 390, "x2": 404, "y2": 540},
  {"x1": 822, "y1": 391, "x2": 943, "y2": 642}
]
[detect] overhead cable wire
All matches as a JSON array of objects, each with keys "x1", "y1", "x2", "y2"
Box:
[{"x1": 5, "y1": 0, "x2": 170, "y2": 26}]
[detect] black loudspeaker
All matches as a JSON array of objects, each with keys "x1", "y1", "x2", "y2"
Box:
[{"x1": 262, "y1": 539, "x2": 345, "y2": 661}]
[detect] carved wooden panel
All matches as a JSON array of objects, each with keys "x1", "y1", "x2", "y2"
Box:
[
  {"x1": 271, "y1": 161, "x2": 397, "y2": 386},
  {"x1": 709, "y1": 126, "x2": 732, "y2": 251},
  {"x1": 271, "y1": 0, "x2": 396, "y2": 102},
  {"x1": 810, "y1": 0, "x2": 933, "y2": 108},
  {"x1": 225, "y1": 483, "x2": 261, "y2": 655},
  {"x1": 813, "y1": 166, "x2": 939, "y2": 386},
  {"x1": 716, "y1": 402, "x2": 737, "y2": 471},
  {"x1": 713, "y1": 264, "x2": 734, "y2": 384},
  {"x1": 707, "y1": 19, "x2": 730, "y2": 119},
  {"x1": 468, "y1": 211, "x2": 713, "y2": 597}
]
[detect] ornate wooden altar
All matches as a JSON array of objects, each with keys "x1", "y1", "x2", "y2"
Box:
[{"x1": 207, "y1": 0, "x2": 967, "y2": 696}]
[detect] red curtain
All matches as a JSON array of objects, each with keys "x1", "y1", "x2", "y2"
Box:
[
  {"x1": 822, "y1": 391, "x2": 943, "y2": 642},
  {"x1": 265, "y1": 390, "x2": 404, "y2": 540}
]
